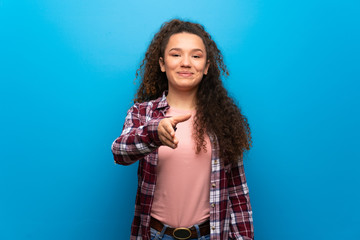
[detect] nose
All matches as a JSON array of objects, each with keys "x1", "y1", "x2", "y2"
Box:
[{"x1": 180, "y1": 55, "x2": 191, "y2": 68}]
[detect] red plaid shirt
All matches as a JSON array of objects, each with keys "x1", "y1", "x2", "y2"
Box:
[{"x1": 111, "y1": 92, "x2": 254, "y2": 240}]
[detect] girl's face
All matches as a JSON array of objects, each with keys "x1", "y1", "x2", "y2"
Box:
[{"x1": 159, "y1": 32, "x2": 210, "y2": 94}]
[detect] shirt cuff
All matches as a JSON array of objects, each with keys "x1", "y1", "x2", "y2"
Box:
[{"x1": 147, "y1": 118, "x2": 163, "y2": 147}]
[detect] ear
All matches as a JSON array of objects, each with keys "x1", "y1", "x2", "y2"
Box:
[
  {"x1": 204, "y1": 60, "x2": 210, "y2": 75},
  {"x1": 159, "y1": 57, "x2": 166, "y2": 72}
]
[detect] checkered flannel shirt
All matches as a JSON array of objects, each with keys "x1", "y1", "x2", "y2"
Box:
[{"x1": 111, "y1": 92, "x2": 254, "y2": 240}]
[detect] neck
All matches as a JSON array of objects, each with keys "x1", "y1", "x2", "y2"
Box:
[{"x1": 166, "y1": 88, "x2": 197, "y2": 110}]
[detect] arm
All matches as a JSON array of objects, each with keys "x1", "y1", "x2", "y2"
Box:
[
  {"x1": 111, "y1": 104, "x2": 164, "y2": 165},
  {"x1": 227, "y1": 160, "x2": 254, "y2": 240}
]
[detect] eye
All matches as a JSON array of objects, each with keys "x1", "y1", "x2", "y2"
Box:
[
  {"x1": 171, "y1": 54, "x2": 180, "y2": 57},
  {"x1": 193, "y1": 55, "x2": 201, "y2": 58}
]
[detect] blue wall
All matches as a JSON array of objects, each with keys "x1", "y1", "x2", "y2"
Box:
[{"x1": 1, "y1": 0, "x2": 359, "y2": 239}]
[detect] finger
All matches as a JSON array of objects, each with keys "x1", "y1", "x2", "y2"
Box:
[
  {"x1": 172, "y1": 114, "x2": 192, "y2": 125},
  {"x1": 160, "y1": 130, "x2": 175, "y2": 145},
  {"x1": 158, "y1": 122, "x2": 176, "y2": 143},
  {"x1": 173, "y1": 136, "x2": 179, "y2": 146},
  {"x1": 159, "y1": 119, "x2": 175, "y2": 137},
  {"x1": 163, "y1": 122, "x2": 176, "y2": 137},
  {"x1": 159, "y1": 135, "x2": 177, "y2": 149}
]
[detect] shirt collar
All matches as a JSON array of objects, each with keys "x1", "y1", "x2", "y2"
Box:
[{"x1": 156, "y1": 91, "x2": 169, "y2": 110}]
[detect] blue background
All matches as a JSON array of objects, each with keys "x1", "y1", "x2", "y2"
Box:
[{"x1": 1, "y1": 0, "x2": 359, "y2": 239}]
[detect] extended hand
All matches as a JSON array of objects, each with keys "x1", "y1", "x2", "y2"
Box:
[{"x1": 158, "y1": 114, "x2": 191, "y2": 149}]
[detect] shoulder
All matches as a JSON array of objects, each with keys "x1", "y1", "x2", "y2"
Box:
[
  {"x1": 130, "y1": 95, "x2": 166, "y2": 115},
  {"x1": 133, "y1": 96, "x2": 162, "y2": 109}
]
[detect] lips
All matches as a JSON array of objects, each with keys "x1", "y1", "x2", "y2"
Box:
[{"x1": 177, "y1": 71, "x2": 193, "y2": 77}]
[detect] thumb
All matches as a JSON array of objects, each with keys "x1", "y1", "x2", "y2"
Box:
[{"x1": 172, "y1": 113, "x2": 192, "y2": 125}]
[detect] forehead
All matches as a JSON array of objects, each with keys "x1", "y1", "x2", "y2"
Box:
[{"x1": 165, "y1": 32, "x2": 206, "y2": 51}]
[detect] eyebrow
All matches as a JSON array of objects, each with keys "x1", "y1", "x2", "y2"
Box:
[{"x1": 168, "y1": 48, "x2": 204, "y2": 53}]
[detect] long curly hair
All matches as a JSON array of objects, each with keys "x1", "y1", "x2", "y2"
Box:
[{"x1": 134, "y1": 19, "x2": 251, "y2": 165}]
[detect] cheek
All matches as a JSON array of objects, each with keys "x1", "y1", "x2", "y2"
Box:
[
  {"x1": 195, "y1": 62, "x2": 207, "y2": 72},
  {"x1": 164, "y1": 59, "x2": 179, "y2": 70}
]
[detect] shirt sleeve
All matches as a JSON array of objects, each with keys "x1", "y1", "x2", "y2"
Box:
[
  {"x1": 227, "y1": 160, "x2": 254, "y2": 240},
  {"x1": 111, "y1": 103, "x2": 164, "y2": 165}
]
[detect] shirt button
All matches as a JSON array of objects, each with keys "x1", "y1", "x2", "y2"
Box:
[
  {"x1": 211, "y1": 226, "x2": 215, "y2": 230},
  {"x1": 212, "y1": 183, "x2": 216, "y2": 188},
  {"x1": 214, "y1": 160, "x2": 218, "y2": 164},
  {"x1": 211, "y1": 203, "x2": 215, "y2": 208}
]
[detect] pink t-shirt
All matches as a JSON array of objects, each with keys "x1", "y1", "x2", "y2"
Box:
[{"x1": 151, "y1": 107, "x2": 211, "y2": 228}]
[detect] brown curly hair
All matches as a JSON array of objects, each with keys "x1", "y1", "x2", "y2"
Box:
[{"x1": 134, "y1": 19, "x2": 251, "y2": 165}]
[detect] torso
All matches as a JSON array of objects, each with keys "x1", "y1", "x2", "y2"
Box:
[{"x1": 150, "y1": 106, "x2": 211, "y2": 227}]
